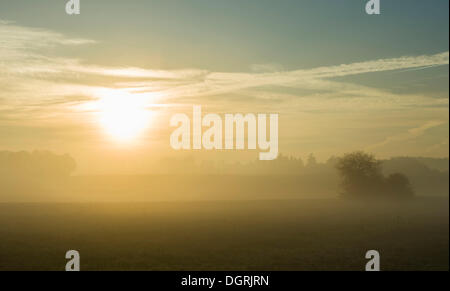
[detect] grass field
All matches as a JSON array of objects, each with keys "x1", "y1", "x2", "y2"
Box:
[{"x1": 0, "y1": 198, "x2": 448, "y2": 271}]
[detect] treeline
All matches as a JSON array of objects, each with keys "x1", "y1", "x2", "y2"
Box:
[
  {"x1": 0, "y1": 150, "x2": 76, "y2": 178},
  {"x1": 0, "y1": 150, "x2": 447, "y2": 201},
  {"x1": 1, "y1": 150, "x2": 446, "y2": 180},
  {"x1": 159, "y1": 154, "x2": 448, "y2": 176},
  {"x1": 0, "y1": 150, "x2": 76, "y2": 202},
  {"x1": 159, "y1": 154, "x2": 337, "y2": 175},
  {"x1": 158, "y1": 154, "x2": 449, "y2": 197}
]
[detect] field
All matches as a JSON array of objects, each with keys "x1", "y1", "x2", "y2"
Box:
[{"x1": 0, "y1": 198, "x2": 448, "y2": 271}]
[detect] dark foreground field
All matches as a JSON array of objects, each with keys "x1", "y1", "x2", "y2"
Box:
[{"x1": 0, "y1": 198, "x2": 448, "y2": 271}]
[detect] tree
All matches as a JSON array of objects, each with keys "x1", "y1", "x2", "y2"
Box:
[
  {"x1": 336, "y1": 151, "x2": 383, "y2": 198},
  {"x1": 307, "y1": 153, "x2": 317, "y2": 168},
  {"x1": 336, "y1": 151, "x2": 414, "y2": 199},
  {"x1": 385, "y1": 173, "x2": 414, "y2": 198}
]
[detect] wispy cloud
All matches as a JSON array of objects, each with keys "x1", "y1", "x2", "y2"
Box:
[
  {"x1": 1, "y1": 20, "x2": 448, "y2": 102},
  {"x1": 0, "y1": 20, "x2": 448, "y2": 157},
  {"x1": 113, "y1": 52, "x2": 449, "y2": 102},
  {"x1": 426, "y1": 137, "x2": 449, "y2": 154},
  {"x1": 366, "y1": 120, "x2": 447, "y2": 151}
]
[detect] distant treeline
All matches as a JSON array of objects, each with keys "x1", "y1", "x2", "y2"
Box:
[
  {"x1": 0, "y1": 150, "x2": 76, "y2": 178},
  {"x1": 159, "y1": 154, "x2": 449, "y2": 197},
  {"x1": 0, "y1": 150, "x2": 448, "y2": 202},
  {"x1": 0, "y1": 151, "x2": 76, "y2": 201},
  {"x1": 159, "y1": 154, "x2": 449, "y2": 176}
]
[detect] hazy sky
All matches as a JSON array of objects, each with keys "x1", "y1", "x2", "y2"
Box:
[{"x1": 0, "y1": 0, "x2": 448, "y2": 174}]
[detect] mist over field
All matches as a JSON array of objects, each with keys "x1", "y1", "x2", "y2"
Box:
[
  {"x1": 0, "y1": 151, "x2": 448, "y2": 271},
  {"x1": 0, "y1": 151, "x2": 448, "y2": 202}
]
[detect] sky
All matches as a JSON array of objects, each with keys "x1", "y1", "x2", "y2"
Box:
[{"x1": 0, "y1": 0, "x2": 448, "y2": 174}]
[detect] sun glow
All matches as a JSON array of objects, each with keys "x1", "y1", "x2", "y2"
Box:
[{"x1": 95, "y1": 89, "x2": 153, "y2": 142}]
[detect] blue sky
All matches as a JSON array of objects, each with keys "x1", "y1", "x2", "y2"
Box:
[{"x1": 0, "y1": 0, "x2": 448, "y2": 70}]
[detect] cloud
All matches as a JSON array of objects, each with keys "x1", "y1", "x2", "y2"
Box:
[
  {"x1": 366, "y1": 120, "x2": 447, "y2": 151},
  {"x1": 304, "y1": 52, "x2": 449, "y2": 78},
  {"x1": 0, "y1": 20, "x2": 448, "y2": 129},
  {"x1": 115, "y1": 52, "x2": 448, "y2": 102},
  {"x1": 426, "y1": 138, "x2": 449, "y2": 153},
  {"x1": 0, "y1": 19, "x2": 95, "y2": 49},
  {"x1": 0, "y1": 20, "x2": 448, "y2": 160},
  {"x1": 0, "y1": 19, "x2": 14, "y2": 25}
]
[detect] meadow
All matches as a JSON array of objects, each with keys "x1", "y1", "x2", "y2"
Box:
[{"x1": 0, "y1": 197, "x2": 447, "y2": 271}]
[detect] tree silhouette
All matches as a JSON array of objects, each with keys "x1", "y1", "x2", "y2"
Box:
[
  {"x1": 385, "y1": 173, "x2": 414, "y2": 198},
  {"x1": 336, "y1": 151, "x2": 413, "y2": 198}
]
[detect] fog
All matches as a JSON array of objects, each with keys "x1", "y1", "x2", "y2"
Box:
[{"x1": 0, "y1": 150, "x2": 447, "y2": 202}]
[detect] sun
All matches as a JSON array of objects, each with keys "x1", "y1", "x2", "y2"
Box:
[{"x1": 95, "y1": 89, "x2": 153, "y2": 142}]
